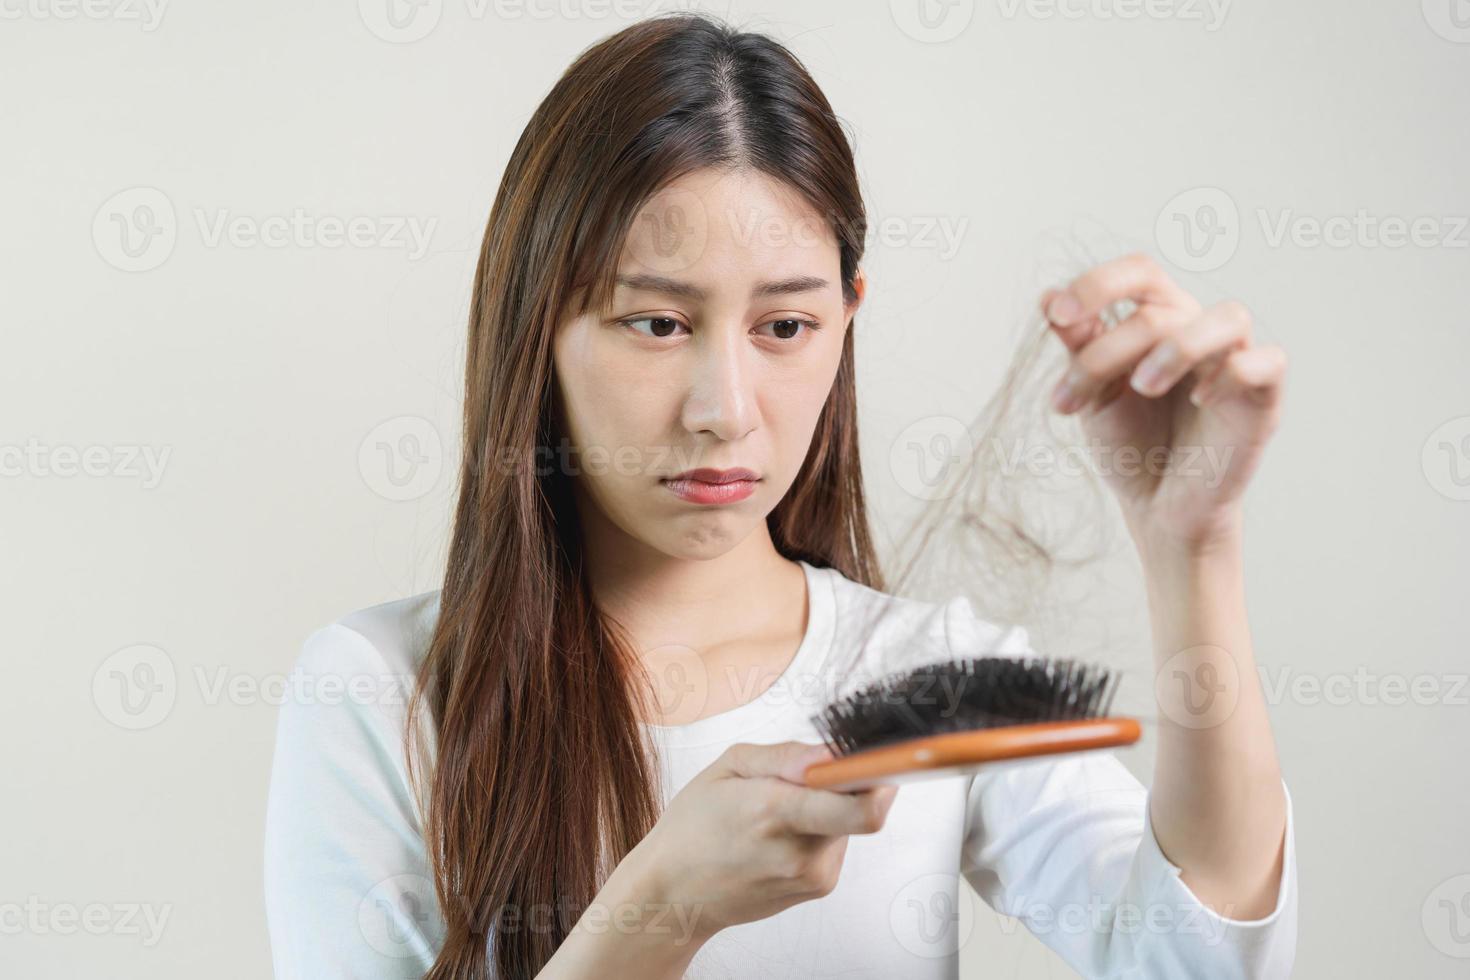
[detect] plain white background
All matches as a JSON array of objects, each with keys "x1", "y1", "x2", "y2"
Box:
[{"x1": 4, "y1": 0, "x2": 1468, "y2": 976}]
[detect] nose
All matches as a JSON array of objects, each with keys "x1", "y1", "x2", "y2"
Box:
[{"x1": 680, "y1": 326, "x2": 759, "y2": 442}]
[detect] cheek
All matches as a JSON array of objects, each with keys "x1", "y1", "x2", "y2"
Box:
[
  {"x1": 557, "y1": 330, "x2": 628, "y2": 439},
  {"x1": 556, "y1": 338, "x2": 678, "y2": 479},
  {"x1": 570, "y1": 368, "x2": 672, "y2": 452},
  {"x1": 764, "y1": 344, "x2": 845, "y2": 470},
  {"x1": 768, "y1": 379, "x2": 828, "y2": 459}
]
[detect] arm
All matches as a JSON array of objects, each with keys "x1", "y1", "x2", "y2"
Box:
[
  {"x1": 954, "y1": 606, "x2": 1298, "y2": 979},
  {"x1": 536, "y1": 837, "x2": 707, "y2": 979},
  {"x1": 263, "y1": 624, "x2": 443, "y2": 978},
  {"x1": 265, "y1": 624, "x2": 713, "y2": 980},
  {"x1": 1133, "y1": 527, "x2": 1287, "y2": 919},
  {"x1": 1042, "y1": 252, "x2": 1292, "y2": 919}
]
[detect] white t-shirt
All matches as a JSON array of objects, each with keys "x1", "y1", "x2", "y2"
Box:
[{"x1": 264, "y1": 559, "x2": 1298, "y2": 979}]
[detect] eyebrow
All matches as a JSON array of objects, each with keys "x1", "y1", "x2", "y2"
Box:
[{"x1": 614, "y1": 273, "x2": 831, "y2": 302}]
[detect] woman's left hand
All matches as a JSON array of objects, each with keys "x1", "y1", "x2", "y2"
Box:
[{"x1": 1040, "y1": 253, "x2": 1287, "y2": 552}]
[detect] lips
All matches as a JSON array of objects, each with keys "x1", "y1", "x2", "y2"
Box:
[
  {"x1": 666, "y1": 467, "x2": 760, "y2": 484},
  {"x1": 660, "y1": 467, "x2": 761, "y2": 505}
]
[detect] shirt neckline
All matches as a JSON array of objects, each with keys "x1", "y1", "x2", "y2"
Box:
[{"x1": 641, "y1": 558, "x2": 838, "y2": 749}]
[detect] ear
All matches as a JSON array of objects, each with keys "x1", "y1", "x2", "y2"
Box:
[{"x1": 844, "y1": 267, "x2": 867, "y2": 327}]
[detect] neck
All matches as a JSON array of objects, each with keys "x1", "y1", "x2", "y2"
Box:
[{"x1": 577, "y1": 504, "x2": 803, "y2": 656}]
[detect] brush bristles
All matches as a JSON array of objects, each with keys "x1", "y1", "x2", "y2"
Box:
[{"x1": 811, "y1": 656, "x2": 1122, "y2": 757}]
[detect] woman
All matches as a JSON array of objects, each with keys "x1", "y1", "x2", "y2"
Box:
[{"x1": 264, "y1": 12, "x2": 1296, "y2": 979}]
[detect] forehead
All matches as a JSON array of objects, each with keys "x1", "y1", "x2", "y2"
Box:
[{"x1": 617, "y1": 168, "x2": 840, "y2": 283}]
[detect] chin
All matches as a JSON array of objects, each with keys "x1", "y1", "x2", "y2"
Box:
[{"x1": 659, "y1": 514, "x2": 754, "y2": 560}]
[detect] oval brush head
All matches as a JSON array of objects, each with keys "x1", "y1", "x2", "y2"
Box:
[{"x1": 803, "y1": 656, "x2": 1141, "y2": 791}]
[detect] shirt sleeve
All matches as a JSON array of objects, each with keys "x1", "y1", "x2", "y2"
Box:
[
  {"x1": 948, "y1": 603, "x2": 1298, "y2": 979},
  {"x1": 263, "y1": 623, "x2": 445, "y2": 979}
]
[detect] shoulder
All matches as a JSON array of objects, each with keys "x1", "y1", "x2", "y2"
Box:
[
  {"x1": 269, "y1": 590, "x2": 443, "y2": 789},
  {"x1": 814, "y1": 563, "x2": 1032, "y2": 690},
  {"x1": 291, "y1": 589, "x2": 442, "y2": 683},
  {"x1": 266, "y1": 591, "x2": 443, "y2": 839}
]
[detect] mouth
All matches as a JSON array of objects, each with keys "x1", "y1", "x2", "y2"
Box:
[
  {"x1": 666, "y1": 467, "x2": 760, "y2": 485},
  {"x1": 660, "y1": 467, "x2": 761, "y2": 505}
]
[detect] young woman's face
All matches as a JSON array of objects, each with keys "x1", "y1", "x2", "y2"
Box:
[{"x1": 553, "y1": 167, "x2": 864, "y2": 561}]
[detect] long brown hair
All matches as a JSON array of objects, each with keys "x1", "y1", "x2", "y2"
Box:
[{"x1": 404, "y1": 13, "x2": 885, "y2": 978}]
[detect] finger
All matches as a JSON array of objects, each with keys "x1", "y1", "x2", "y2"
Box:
[
  {"x1": 1192, "y1": 344, "x2": 1288, "y2": 409},
  {"x1": 1043, "y1": 252, "x2": 1199, "y2": 329},
  {"x1": 779, "y1": 782, "x2": 898, "y2": 837},
  {"x1": 718, "y1": 741, "x2": 833, "y2": 784},
  {"x1": 1040, "y1": 289, "x2": 1106, "y2": 354},
  {"x1": 1129, "y1": 300, "x2": 1254, "y2": 398},
  {"x1": 1051, "y1": 304, "x2": 1183, "y2": 414},
  {"x1": 767, "y1": 832, "x2": 849, "y2": 891}
]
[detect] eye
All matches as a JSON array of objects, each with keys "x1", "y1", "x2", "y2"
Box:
[
  {"x1": 618, "y1": 316, "x2": 689, "y2": 339},
  {"x1": 756, "y1": 318, "x2": 820, "y2": 341}
]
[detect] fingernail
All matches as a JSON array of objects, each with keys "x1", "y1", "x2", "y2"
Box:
[
  {"x1": 1052, "y1": 375, "x2": 1081, "y2": 413},
  {"x1": 1130, "y1": 344, "x2": 1174, "y2": 394},
  {"x1": 1046, "y1": 292, "x2": 1083, "y2": 326}
]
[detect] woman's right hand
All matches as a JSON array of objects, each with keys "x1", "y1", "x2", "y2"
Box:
[{"x1": 625, "y1": 740, "x2": 899, "y2": 941}]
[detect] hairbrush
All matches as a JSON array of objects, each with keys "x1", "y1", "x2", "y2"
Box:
[{"x1": 802, "y1": 656, "x2": 1141, "y2": 791}]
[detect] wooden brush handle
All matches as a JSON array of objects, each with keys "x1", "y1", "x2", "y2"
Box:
[{"x1": 803, "y1": 717, "x2": 1142, "y2": 792}]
